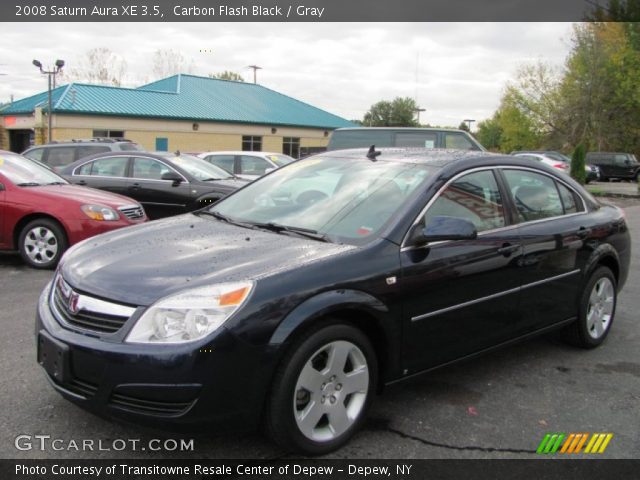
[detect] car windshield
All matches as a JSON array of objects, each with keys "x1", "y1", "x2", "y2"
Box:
[
  {"x1": 0, "y1": 153, "x2": 69, "y2": 186},
  {"x1": 265, "y1": 154, "x2": 296, "y2": 167},
  {"x1": 210, "y1": 155, "x2": 434, "y2": 245},
  {"x1": 156, "y1": 153, "x2": 234, "y2": 180}
]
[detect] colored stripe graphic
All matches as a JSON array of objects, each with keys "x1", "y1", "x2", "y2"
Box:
[{"x1": 538, "y1": 433, "x2": 613, "y2": 454}]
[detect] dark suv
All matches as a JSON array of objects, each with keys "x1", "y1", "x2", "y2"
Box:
[
  {"x1": 585, "y1": 152, "x2": 639, "y2": 182},
  {"x1": 22, "y1": 138, "x2": 143, "y2": 172},
  {"x1": 327, "y1": 127, "x2": 485, "y2": 151}
]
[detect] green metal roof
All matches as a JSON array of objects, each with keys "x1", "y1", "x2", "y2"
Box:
[{"x1": 0, "y1": 74, "x2": 354, "y2": 129}]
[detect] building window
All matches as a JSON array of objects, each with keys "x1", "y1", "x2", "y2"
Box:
[
  {"x1": 93, "y1": 129, "x2": 125, "y2": 139},
  {"x1": 283, "y1": 137, "x2": 300, "y2": 158},
  {"x1": 242, "y1": 135, "x2": 262, "y2": 152}
]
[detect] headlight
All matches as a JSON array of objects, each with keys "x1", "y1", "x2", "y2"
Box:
[
  {"x1": 81, "y1": 204, "x2": 119, "y2": 221},
  {"x1": 126, "y1": 282, "x2": 254, "y2": 344}
]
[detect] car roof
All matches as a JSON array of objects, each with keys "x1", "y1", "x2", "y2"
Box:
[
  {"x1": 319, "y1": 147, "x2": 499, "y2": 167},
  {"x1": 333, "y1": 127, "x2": 469, "y2": 133},
  {"x1": 199, "y1": 151, "x2": 285, "y2": 156}
]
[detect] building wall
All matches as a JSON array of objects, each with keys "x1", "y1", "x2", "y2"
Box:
[{"x1": 50, "y1": 115, "x2": 331, "y2": 153}]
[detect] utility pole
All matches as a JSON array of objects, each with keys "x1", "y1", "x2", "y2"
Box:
[
  {"x1": 247, "y1": 65, "x2": 262, "y2": 84},
  {"x1": 33, "y1": 59, "x2": 64, "y2": 143}
]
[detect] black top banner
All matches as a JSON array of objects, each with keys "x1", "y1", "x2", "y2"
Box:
[{"x1": 7, "y1": 0, "x2": 597, "y2": 22}]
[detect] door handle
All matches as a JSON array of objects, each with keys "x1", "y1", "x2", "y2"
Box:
[
  {"x1": 130, "y1": 182, "x2": 141, "y2": 189},
  {"x1": 76, "y1": 180, "x2": 87, "y2": 186},
  {"x1": 576, "y1": 227, "x2": 592, "y2": 239},
  {"x1": 497, "y1": 243, "x2": 520, "y2": 257}
]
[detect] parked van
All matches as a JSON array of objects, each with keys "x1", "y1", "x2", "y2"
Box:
[
  {"x1": 585, "y1": 152, "x2": 639, "y2": 181},
  {"x1": 327, "y1": 127, "x2": 485, "y2": 152}
]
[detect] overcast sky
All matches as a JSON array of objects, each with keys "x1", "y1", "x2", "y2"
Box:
[{"x1": 0, "y1": 22, "x2": 574, "y2": 127}]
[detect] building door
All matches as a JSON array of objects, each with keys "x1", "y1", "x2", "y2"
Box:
[
  {"x1": 9, "y1": 130, "x2": 32, "y2": 153},
  {"x1": 155, "y1": 137, "x2": 168, "y2": 151}
]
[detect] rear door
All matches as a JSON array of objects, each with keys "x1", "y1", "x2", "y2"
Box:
[
  {"x1": 401, "y1": 168, "x2": 523, "y2": 372},
  {"x1": 500, "y1": 168, "x2": 588, "y2": 329}
]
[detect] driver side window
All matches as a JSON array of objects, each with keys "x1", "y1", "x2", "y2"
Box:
[{"x1": 421, "y1": 170, "x2": 506, "y2": 233}]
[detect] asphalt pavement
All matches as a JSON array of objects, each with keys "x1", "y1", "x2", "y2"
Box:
[{"x1": 0, "y1": 203, "x2": 638, "y2": 459}]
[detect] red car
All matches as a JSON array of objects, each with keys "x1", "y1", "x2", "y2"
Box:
[{"x1": 0, "y1": 150, "x2": 147, "y2": 268}]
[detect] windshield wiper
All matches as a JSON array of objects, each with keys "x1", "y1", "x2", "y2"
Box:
[
  {"x1": 47, "y1": 182, "x2": 66, "y2": 185},
  {"x1": 16, "y1": 182, "x2": 41, "y2": 187},
  {"x1": 200, "y1": 177, "x2": 222, "y2": 182},
  {"x1": 247, "y1": 222, "x2": 331, "y2": 243},
  {"x1": 195, "y1": 210, "x2": 256, "y2": 229}
]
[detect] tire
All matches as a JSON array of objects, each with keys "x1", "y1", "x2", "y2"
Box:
[
  {"x1": 18, "y1": 218, "x2": 67, "y2": 269},
  {"x1": 265, "y1": 323, "x2": 377, "y2": 455},
  {"x1": 564, "y1": 266, "x2": 616, "y2": 348}
]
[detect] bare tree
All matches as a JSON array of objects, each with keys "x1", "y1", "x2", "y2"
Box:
[
  {"x1": 151, "y1": 49, "x2": 195, "y2": 79},
  {"x1": 60, "y1": 48, "x2": 128, "y2": 86}
]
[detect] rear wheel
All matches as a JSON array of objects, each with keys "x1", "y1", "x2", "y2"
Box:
[
  {"x1": 564, "y1": 266, "x2": 616, "y2": 348},
  {"x1": 265, "y1": 323, "x2": 377, "y2": 455},
  {"x1": 18, "y1": 219, "x2": 67, "y2": 269}
]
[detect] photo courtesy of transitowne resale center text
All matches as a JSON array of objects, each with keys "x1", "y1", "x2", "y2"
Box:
[{"x1": 0, "y1": 0, "x2": 639, "y2": 479}]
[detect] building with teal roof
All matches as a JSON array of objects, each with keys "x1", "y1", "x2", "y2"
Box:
[{"x1": 0, "y1": 74, "x2": 354, "y2": 155}]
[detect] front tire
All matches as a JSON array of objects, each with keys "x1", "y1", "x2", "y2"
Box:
[
  {"x1": 266, "y1": 324, "x2": 377, "y2": 455},
  {"x1": 564, "y1": 266, "x2": 616, "y2": 348},
  {"x1": 18, "y1": 219, "x2": 67, "y2": 269}
]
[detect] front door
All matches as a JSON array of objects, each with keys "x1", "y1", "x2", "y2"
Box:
[
  {"x1": 401, "y1": 169, "x2": 523, "y2": 374},
  {"x1": 129, "y1": 156, "x2": 191, "y2": 219}
]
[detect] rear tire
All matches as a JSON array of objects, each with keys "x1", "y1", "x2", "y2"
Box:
[
  {"x1": 265, "y1": 323, "x2": 377, "y2": 455},
  {"x1": 564, "y1": 266, "x2": 616, "y2": 348},
  {"x1": 18, "y1": 218, "x2": 67, "y2": 269}
]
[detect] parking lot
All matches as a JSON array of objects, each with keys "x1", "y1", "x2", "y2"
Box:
[{"x1": 1, "y1": 200, "x2": 638, "y2": 460}]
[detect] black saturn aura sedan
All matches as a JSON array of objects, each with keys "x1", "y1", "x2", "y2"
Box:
[
  {"x1": 37, "y1": 148, "x2": 631, "y2": 454},
  {"x1": 60, "y1": 151, "x2": 248, "y2": 219}
]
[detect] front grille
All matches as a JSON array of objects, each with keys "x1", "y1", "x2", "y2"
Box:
[
  {"x1": 51, "y1": 276, "x2": 135, "y2": 334},
  {"x1": 110, "y1": 393, "x2": 194, "y2": 415},
  {"x1": 118, "y1": 204, "x2": 145, "y2": 220}
]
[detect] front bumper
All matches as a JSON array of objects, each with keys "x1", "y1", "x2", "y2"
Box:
[{"x1": 36, "y1": 281, "x2": 278, "y2": 432}]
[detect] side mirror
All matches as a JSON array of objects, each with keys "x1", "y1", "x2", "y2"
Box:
[
  {"x1": 0, "y1": 183, "x2": 4, "y2": 191},
  {"x1": 411, "y1": 216, "x2": 478, "y2": 245},
  {"x1": 161, "y1": 171, "x2": 183, "y2": 185}
]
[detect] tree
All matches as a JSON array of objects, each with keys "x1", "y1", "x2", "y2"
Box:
[
  {"x1": 476, "y1": 117, "x2": 502, "y2": 151},
  {"x1": 151, "y1": 49, "x2": 195, "y2": 79},
  {"x1": 571, "y1": 143, "x2": 587, "y2": 184},
  {"x1": 61, "y1": 48, "x2": 128, "y2": 86},
  {"x1": 362, "y1": 97, "x2": 420, "y2": 127},
  {"x1": 209, "y1": 71, "x2": 245, "y2": 82},
  {"x1": 458, "y1": 121, "x2": 470, "y2": 132}
]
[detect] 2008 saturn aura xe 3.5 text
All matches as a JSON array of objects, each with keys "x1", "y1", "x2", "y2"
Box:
[{"x1": 36, "y1": 148, "x2": 631, "y2": 454}]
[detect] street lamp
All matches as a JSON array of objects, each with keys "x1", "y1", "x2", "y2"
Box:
[
  {"x1": 463, "y1": 118, "x2": 475, "y2": 132},
  {"x1": 33, "y1": 59, "x2": 65, "y2": 143},
  {"x1": 414, "y1": 107, "x2": 426, "y2": 124}
]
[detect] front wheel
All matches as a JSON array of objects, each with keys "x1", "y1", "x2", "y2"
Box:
[
  {"x1": 564, "y1": 266, "x2": 617, "y2": 348},
  {"x1": 265, "y1": 324, "x2": 377, "y2": 455},
  {"x1": 18, "y1": 219, "x2": 68, "y2": 269}
]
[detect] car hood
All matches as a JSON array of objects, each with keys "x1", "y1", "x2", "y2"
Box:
[
  {"x1": 22, "y1": 184, "x2": 138, "y2": 207},
  {"x1": 60, "y1": 214, "x2": 354, "y2": 306}
]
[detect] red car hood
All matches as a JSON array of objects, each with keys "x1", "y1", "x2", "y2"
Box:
[{"x1": 25, "y1": 185, "x2": 138, "y2": 207}]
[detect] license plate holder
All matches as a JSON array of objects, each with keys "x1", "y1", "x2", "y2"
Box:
[{"x1": 38, "y1": 331, "x2": 70, "y2": 384}]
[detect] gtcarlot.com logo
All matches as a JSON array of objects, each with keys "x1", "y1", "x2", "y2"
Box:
[{"x1": 536, "y1": 432, "x2": 613, "y2": 455}]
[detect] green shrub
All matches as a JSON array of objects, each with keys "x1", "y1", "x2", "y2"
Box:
[{"x1": 571, "y1": 144, "x2": 587, "y2": 185}]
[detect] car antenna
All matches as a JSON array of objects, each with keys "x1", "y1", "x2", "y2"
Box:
[
  {"x1": 366, "y1": 145, "x2": 381, "y2": 161},
  {"x1": 175, "y1": 150, "x2": 181, "y2": 156}
]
